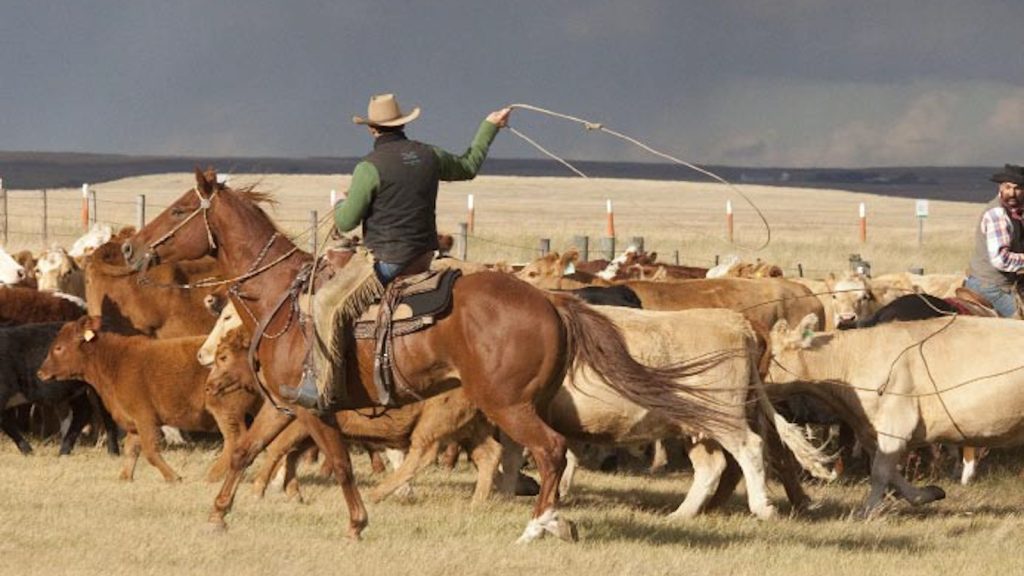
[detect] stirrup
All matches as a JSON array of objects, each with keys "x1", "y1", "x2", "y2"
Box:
[{"x1": 279, "y1": 373, "x2": 319, "y2": 411}]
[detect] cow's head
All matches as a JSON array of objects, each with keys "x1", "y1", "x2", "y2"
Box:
[
  {"x1": 206, "y1": 327, "x2": 253, "y2": 396},
  {"x1": 516, "y1": 250, "x2": 583, "y2": 288},
  {"x1": 769, "y1": 313, "x2": 819, "y2": 358},
  {"x1": 827, "y1": 273, "x2": 875, "y2": 328},
  {"x1": 34, "y1": 247, "x2": 75, "y2": 292},
  {"x1": 0, "y1": 247, "x2": 27, "y2": 286},
  {"x1": 38, "y1": 316, "x2": 102, "y2": 381},
  {"x1": 198, "y1": 302, "x2": 243, "y2": 366}
]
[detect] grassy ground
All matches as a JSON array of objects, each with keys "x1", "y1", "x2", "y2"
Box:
[
  {"x1": 2, "y1": 440, "x2": 1024, "y2": 576},
  {"x1": 1, "y1": 173, "x2": 986, "y2": 277}
]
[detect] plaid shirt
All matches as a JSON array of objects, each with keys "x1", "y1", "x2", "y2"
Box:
[{"x1": 980, "y1": 204, "x2": 1024, "y2": 272}]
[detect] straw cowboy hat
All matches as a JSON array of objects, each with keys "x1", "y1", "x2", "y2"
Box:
[
  {"x1": 352, "y1": 93, "x2": 421, "y2": 127},
  {"x1": 990, "y1": 164, "x2": 1024, "y2": 186}
]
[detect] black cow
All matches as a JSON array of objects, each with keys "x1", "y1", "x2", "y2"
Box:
[
  {"x1": 837, "y1": 293, "x2": 958, "y2": 330},
  {"x1": 0, "y1": 322, "x2": 118, "y2": 455},
  {"x1": 564, "y1": 285, "x2": 643, "y2": 308}
]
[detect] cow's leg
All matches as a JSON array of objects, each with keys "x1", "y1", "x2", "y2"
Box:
[
  {"x1": 252, "y1": 421, "x2": 309, "y2": 499},
  {"x1": 558, "y1": 446, "x2": 579, "y2": 498},
  {"x1": 718, "y1": 430, "x2": 777, "y2": 519},
  {"x1": 441, "y1": 442, "x2": 461, "y2": 470},
  {"x1": 961, "y1": 446, "x2": 977, "y2": 485},
  {"x1": 206, "y1": 403, "x2": 248, "y2": 483},
  {"x1": 58, "y1": 393, "x2": 93, "y2": 456},
  {"x1": 137, "y1": 422, "x2": 180, "y2": 482},
  {"x1": 704, "y1": 454, "x2": 744, "y2": 512},
  {"x1": 670, "y1": 439, "x2": 726, "y2": 519},
  {"x1": 497, "y1": 431, "x2": 526, "y2": 496},
  {"x1": 119, "y1": 432, "x2": 141, "y2": 481},
  {"x1": 95, "y1": 399, "x2": 120, "y2": 456},
  {"x1": 301, "y1": 410, "x2": 367, "y2": 540},
  {"x1": 369, "y1": 444, "x2": 425, "y2": 503},
  {"x1": 368, "y1": 448, "x2": 387, "y2": 474},
  {"x1": 468, "y1": 432, "x2": 502, "y2": 504},
  {"x1": 209, "y1": 404, "x2": 294, "y2": 530},
  {"x1": 0, "y1": 412, "x2": 33, "y2": 455}
]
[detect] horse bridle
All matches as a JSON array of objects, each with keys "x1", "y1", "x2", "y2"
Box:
[{"x1": 143, "y1": 186, "x2": 219, "y2": 263}]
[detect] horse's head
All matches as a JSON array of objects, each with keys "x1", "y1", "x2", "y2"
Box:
[{"x1": 122, "y1": 168, "x2": 223, "y2": 270}]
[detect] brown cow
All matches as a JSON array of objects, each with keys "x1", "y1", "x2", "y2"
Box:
[
  {"x1": 84, "y1": 241, "x2": 222, "y2": 337},
  {"x1": 37, "y1": 316, "x2": 260, "y2": 482},
  {"x1": 207, "y1": 326, "x2": 502, "y2": 504},
  {"x1": 0, "y1": 286, "x2": 85, "y2": 324}
]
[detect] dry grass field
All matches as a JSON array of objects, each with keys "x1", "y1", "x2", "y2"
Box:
[
  {"x1": 2, "y1": 440, "x2": 1024, "y2": 576},
  {"x1": 1, "y1": 172, "x2": 986, "y2": 276},
  {"x1": 1, "y1": 173, "x2": 1017, "y2": 575}
]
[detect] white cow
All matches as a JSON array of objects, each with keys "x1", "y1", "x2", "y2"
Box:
[
  {"x1": 0, "y1": 247, "x2": 27, "y2": 285},
  {"x1": 68, "y1": 223, "x2": 113, "y2": 259}
]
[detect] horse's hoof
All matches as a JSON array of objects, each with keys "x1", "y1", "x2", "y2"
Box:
[{"x1": 206, "y1": 520, "x2": 228, "y2": 534}]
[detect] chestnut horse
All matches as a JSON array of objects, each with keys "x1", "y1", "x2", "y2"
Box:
[{"x1": 122, "y1": 169, "x2": 733, "y2": 543}]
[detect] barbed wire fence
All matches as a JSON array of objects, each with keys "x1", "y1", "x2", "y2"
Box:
[{"x1": 0, "y1": 182, "x2": 953, "y2": 279}]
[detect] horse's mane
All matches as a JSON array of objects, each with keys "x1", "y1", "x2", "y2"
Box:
[{"x1": 229, "y1": 184, "x2": 278, "y2": 208}]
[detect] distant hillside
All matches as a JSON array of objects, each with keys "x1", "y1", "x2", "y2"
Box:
[{"x1": 0, "y1": 151, "x2": 998, "y2": 203}]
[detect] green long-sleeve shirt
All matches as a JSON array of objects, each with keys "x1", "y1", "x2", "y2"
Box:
[{"x1": 334, "y1": 120, "x2": 499, "y2": 232}]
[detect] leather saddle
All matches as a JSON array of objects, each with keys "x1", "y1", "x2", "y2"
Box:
[{"x1": 949, "y1": 286, "x2": 998, "y2": 317}]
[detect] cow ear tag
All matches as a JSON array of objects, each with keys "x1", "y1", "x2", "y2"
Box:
[{"x1": 83, "y1": 329, "x2": 96, "y2": 342}]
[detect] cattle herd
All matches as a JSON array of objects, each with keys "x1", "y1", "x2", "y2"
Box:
[{"x1": 1, "y1": 187, "x2": 1022, "y2": 544}]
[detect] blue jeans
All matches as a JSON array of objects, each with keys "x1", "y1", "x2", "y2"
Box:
[
  {"x1": 374, "y1": 261, "x2": 405, "y2": 285},
  {"x1": 965, "y1": 275, "x2": 1018, "y2": 318}
]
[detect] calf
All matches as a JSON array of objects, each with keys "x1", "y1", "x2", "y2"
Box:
[
  {"x1": 0, "y1": 286, "x2": 85, "y2": 325},
  {"x1": 38, "y1": 316, "x2": 260, "y2": 482},
  {"x1": 0, "y1": 322, "x2": 117, "y2": 455},
  {"x1": 208, "y1": 326, "x2": 501, "y2": 503}
]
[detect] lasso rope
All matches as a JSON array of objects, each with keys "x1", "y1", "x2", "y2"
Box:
[{"x1": 506, "y1": 103, "x2": 772, "y2": 251}]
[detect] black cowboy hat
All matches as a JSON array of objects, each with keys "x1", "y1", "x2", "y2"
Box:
[{"x1": 990, "y1": 164, "x2": 1024, "y2": 185}]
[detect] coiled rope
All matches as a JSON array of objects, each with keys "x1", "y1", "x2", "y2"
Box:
[{"x1": 506, "y1": 103, "x2": 772, "y2": 251}]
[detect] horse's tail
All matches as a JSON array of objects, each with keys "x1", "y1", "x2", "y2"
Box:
[{"x1": 548, "y1": 293, "x2": 739, "y2": 437}]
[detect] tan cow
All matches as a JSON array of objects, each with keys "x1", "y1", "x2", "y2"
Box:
[
  {"x1": 37, "y1": 316, "x2": 260, "y2": 482},
  {"x1": 769, "y1": 313, "x2": 1024, "y2": 514},
  {"x1": 500, "y1": 306, "x2": 833, "y2": 519}
]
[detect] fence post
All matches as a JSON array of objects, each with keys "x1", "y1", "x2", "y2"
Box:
[
  {"x1": 309, "y1": 210, "x2": 319, "y2": 255},
  {"x1": 726, "y1": 200, "x2": 734, "y2": 243},
  {"x1": 81, "y1": 184, "x2": 89, "y2": 231},
  {"x1": 457, "y1": 222, "x2": 468, "y2": 260},
  {"x1": 859, "y1": 202, "x2": 867, "y2": 243},
  {"x1": 573, "y1": 235, "x2": 589, "y2": 262},
  {"x1": 599, "y1": 236, "x2": 615, "y2": 261},
  {"x1": 88, "y1": 188, "x2": 98, "y2": 226},
  {"x1": 797, "y1": 263, "x2": 804, "y2": 278},
  {"x1": 629, "y1": 236, "x2": 644, "y2": 252},
  {"x1": 538, "y1": 238, "x2": 550, "y2": 257},
  {"x1": 41, "y1": 189, "x2": 49, "y2": 245},
  {"x1": 673, "y1": 250, "x2": 679, "y2": 265},
  {"x1": 1, "y1": 178, "x2": 6, "y2": 246},
  {"x1": 136, "y1": 195, "x2": 146, "y2": 229},
  {"x1": 605, "y1": 199, "x2": 615, "y2": 237}
]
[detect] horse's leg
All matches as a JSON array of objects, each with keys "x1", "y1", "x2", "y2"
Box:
[
  {"x1": 303, "y1": 410, "x2": 367, "y2": 540},
  {"x1": 368, "y1": 448, "x2": 387, "y2": 474},
  {"x1": 703, "y1": 455, "x2": 743, "y2": 512},
  {"x1": 650, "y1": 439, "x2": 669, "y2": 474},
  {"x1": 485, "y1": 404, "x2": 573, "y2": 543},
  {"x1": 209, "y1": 405, "x2": 293, "y2": 530},
  {"x1": 119, "y1": 432, "x2": 141, "y2": 481},
  {"x1": 670, "y1": 439, "x2": 726, "y2": 519}
]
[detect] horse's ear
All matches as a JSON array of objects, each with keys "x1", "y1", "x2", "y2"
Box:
[
  {"x1": 194, "y1": 168, "x2": 210, "y2": 193},
  {"x1": 195, "y1": 167, "x2": 217, "y2": 194}
]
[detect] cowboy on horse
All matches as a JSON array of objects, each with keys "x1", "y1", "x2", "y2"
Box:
[{"x1": 284, "y1": 94, "x2": 512, "y2": 410}]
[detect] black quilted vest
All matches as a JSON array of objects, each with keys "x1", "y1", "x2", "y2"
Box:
[{"x1": 361, "y1": 133, "x2": 441, "y2": 265}]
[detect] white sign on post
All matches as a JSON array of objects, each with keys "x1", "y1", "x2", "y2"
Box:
[{"x1": 915, "y1": 199, "x2": 929, "y2": 218}]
